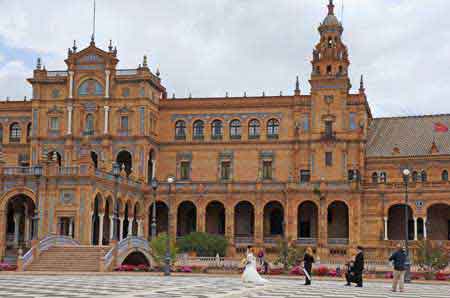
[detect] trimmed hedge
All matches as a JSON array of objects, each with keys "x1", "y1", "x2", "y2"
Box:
[{"x1": 177, "y1": 232, "x2": 228, "y2": 257}]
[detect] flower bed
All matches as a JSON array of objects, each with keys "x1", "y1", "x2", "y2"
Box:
[
  {"x1": 114, "y1": 264, "x2": 149, "y2": 272},
  {"x1": 0, "y1": 263, "x2": 17, "y2": 271},
  {"x1": 289, "y1": 266, "x2": 305, "y2": 276},
  {"x1": 313, "y1": 265, "x2": 329, "y2": 276}
]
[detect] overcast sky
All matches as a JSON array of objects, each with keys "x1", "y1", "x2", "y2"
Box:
[{"x1": 0, "y1": 0, "x2": 449, "y2": 117}]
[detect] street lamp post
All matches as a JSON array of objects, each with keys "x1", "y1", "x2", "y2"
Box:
[
  {"x1": 112, "y1": 162, "x2": 121, "y2": 241},
  {"x1": 164, "y1": 175, "x2": 175, "y2": 276},
  {"x1": 402, "y1": 168, "x2": 411, "y2": 283},
  {"x1": 32, "y1": 165, "x2": 42, "y2": 240},
  {"x1": 151, "y1": 178, "x2": 158, "y2": 239}
]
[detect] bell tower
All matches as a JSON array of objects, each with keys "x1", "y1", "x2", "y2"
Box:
[{"x1": 310, "y1": 0, "x2": 351, "y2": 91}]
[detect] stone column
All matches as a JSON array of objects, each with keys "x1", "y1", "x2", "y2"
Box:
[
  {"x1": 69, "y1": 71, "x2": 74, "y2": 99},
  {"x1": 109, "y1": 216, "x2": 114, "y2": 240},
  {"x1": 119, "y1": 217, "x2": 124, "y2": 241},
  {"x1": 128, "y1": 217, "x2": 133, "y2": 236},
  {"x1": 67, "y1": 105, "x2": 73, "y2": 135},
  {"x1": 103, "y1": 106, "x2": 110, "y2": 134},
  {"x1": 69, "y1": 217, "x2": 74, "y2": 238},
  {"x1": 137, "y1": 219, "x2": 143, "y2": 237},
  {"x1": 384, "y1": 217, "x2": 388, "y2": 240},
  {"x1": 225, "y1": 208, "x2": 234, "y2": 244},
  {"x1": 90, "y1": 211, "x2": 95, "y2": 244},
  {"x1": 423, "y1": 217, "x2": 427, "y2": 240},
  {"x1": 255, "y1": 199, "x2": 263, "y2": 246},
  {"x1": 13, "y1": 213, "x2": 21, "y2": 248},
  {"x1": 105, "y1": 70, "x2": 110, "y2": 98},
  {"x1": 152, "y1": 160, "x2": 156, "y2": 179},
  {"x1": 98, "y1": 213, "x2": 104, "y2": 246},
  {"x1": 413, "y1": 217, "x2": 418, "y2": 241},
  {"x1": 25, "y1": 215, "x2": 32, "y2": 243},
  {"x1": 197, "y1": 206, "x2": 205, "y2": 233}
]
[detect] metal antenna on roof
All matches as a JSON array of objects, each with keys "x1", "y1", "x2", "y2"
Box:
[{"x1": 91, "y1": 0, "x2": 96, "y2": 44}]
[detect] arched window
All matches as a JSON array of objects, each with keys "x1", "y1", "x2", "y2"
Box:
[
  {"x1": 211, "y1": 120, "x2": 223, "y2": 139},
  {"x1": 78, "y1": 79, "x2": 104, "y2": 96},
  {"x1": 0, "y1": 124, "x2": 3, "y2": 143},
  {"x1": 85, "y1": 114, "x2": 94, "y2": 135},
  {"x1": 175, "y1": 120, "x2": 186, "y2": 139},
  {"x1": 9, "y1": 123, "x2": 21, "y2": 142},
  {"x1": 371, "y1": 172, "x2": 378, "y2": 184},
  {"x1": 229, "y1": 120, "x2": 241, "y2": 139},
  {"x1": 26, "y1": 123, "x2": 32, "y2": 142},
  {"x1": 267, "y1": 119, "x2": 280, "y2": 138},
  {"x1": 326, "y1": 65, "x2": 332, "y2": 75},
  {"x1": 421, "y1": 170, "x2": 427, "y2": 182},
  {"x1": 193, "y1": 120, "x2": 204, "y2": 139},
  {"x1": 442, "y1": 170, "x2": 448, "y2": 181},
  {"x1": 380, "y1": 172, "x2": 387, "y2": 183},
  {"x1": 248, "y1": 119, "x2": 260, "y2": 139}
]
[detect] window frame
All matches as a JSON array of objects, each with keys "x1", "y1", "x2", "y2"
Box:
[
  {"x1": 175, "y1": 120, "x2": 186, "y2": 140},
  {"x1": 300, "y1": 170, "x2": 311, "y2": 184},
  {"x1": 229, "y1": 119, "x2": 242, "y2": 139},
  {"x1": 9, "y1": 123, "x2": 21, "y2": 142},
  {"x1": 220, "y1": 161, "x2": 231, "y2": 180},
  {"x1": 262, "y1": 160, "x2": 273, "y2": 180},
  {"x1": 180, "y1": 161, "x2": 191, "y2": 180},
  {"x1": 193, "y1": 120, "x2": 205, "y2": 140},
  {"x1": 78, "y1": 79, "x2": 104, "y2": 97},
  {"x1": 120, "y1": 115, "x2": 129, "y2": 131},
  {"x1": 267, "y1": 119, "x2": 279, "y2": 139},
  {"x1": 248, "y1": 119, "x2": 261, "y2": 139},
  {"x1": 325, "y1": 152, "x2": 333, "y2": 167},
  {"x1": 211, "y1": 120, "x2": 223, "y2": 140}
]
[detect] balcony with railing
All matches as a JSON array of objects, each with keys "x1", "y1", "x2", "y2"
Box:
[
  {"x1": 327, "y1": 238, "x2": 349, "y2": 245},
  {"x1": 295, "y1": 237, "x2": 317, "y2": 245},
  {"x1": 234, "y1": 236, "x2": 254, "y2": 245}
]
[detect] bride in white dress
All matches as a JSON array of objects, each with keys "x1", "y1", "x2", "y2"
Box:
[{"x1": 241, "y1": 247, "x2": 268, "y2": 284}]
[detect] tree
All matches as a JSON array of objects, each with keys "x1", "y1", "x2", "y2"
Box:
[
  {"x1": 414, "y1": 240, "x2": 449, "y2": 279},
  {"x1": 275, "y1": 237, "x2": 305, "y2": 271},
  {"x1": 149, "y1": 233, "x2": 178, "y2": 267}
]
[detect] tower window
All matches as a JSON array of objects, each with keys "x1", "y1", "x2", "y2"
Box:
[
  {"x1": 326, "y1": 65, "x2": 332, "y2": 75},
  {"x1": 316, "y1": 66, "x2": 321, "y2": 75},
  {"x1": 300, "y1": 170, "x2": 311, "y2": 183},
  {"x1": 325, "y1": 152, "x2": 333, "y2": 167},
  {"x1": 221, "y1": 161, "x2": 231, "y2": 180},
  {"x1": 262, "y1": 161, "x2": 273, "y2": 180},
  {"x1": 325, "y1": 121, "x2": 333, "y2": 138},
  {"x1": 328, "y1": 37, "x2": 333, "y2": 48}
]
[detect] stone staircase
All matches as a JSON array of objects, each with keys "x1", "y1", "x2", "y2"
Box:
[{"x1": 26, "y1": 245, "x2": 111, "y2": 272}]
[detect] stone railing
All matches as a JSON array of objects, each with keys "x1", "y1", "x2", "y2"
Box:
[
  {"x1": 3, "y1": 167, "x2": 34, "y2": 176},
  {"x1": 103, "y1": 236, "x2": 150, "y2": 271},
  {"x1": 296, "y1": 237, "x2": 317, "y2": 245},
  {"x1": 234, "y1": 236, "x2": 254, "y2": 245},
  {"x1": 47, "y1": 71, "x2": 68, "y2": 77},
  {"x1": 116, "y1": 69, "x2": 138, "y2": 76},
  {"x1": 328, "y1": 238, "x2": 349, "y2": 245},
  {"x1": 20, "y1": 235, "x2": 79, "y2": 271}
]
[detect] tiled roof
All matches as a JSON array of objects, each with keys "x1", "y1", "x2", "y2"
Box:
[{"x1": 366, "y1": 114, "x2": 450, "y2": 157}]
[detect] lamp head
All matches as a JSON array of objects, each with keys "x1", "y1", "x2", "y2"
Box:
[
  {"x1": 403, "y1": 168, "x2": 410, "y2": 177},
  {"x1": 167, "y1": 176, "x2": 175, "y2": 184},
  {"x1": 151, "y1": 178, "x2": 158, "y2": 190}
]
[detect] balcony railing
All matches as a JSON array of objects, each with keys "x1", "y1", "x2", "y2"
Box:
[
  {"x1": 328, "y1": 238, "x2": 349, "y2": 245},
  {"x1": 116, "y1": 69, "x2": 138, "y2": 76},
  {"x1": 296, "y1": 237, "x2": 317, "y2": 245},
  {"x1": 234, "y1": 236, "x2": 254, "y2": 245},
  {"x1": 321, "y1": 132, "x2": 337, "y2": 141},
  {"x1": 3, "y1": 167, "x2": 34, "y2": 176},
  {"x1": 263, "y1": 236, "x2": 280, "y2": 244},
  {"x1": 47, "y1": 71, "x2": 68, "y2": 77}
]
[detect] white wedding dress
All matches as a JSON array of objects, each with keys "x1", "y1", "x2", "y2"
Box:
[{"x1": 241, "y1": 252, "x2": 268, "y2": 284}]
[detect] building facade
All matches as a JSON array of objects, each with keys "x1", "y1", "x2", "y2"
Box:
[{"x1": 0, "y1": 1, "x2": 449, "y2": 263}]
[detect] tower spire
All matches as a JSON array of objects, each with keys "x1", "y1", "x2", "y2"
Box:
[
  {"x1": 294, "y1": 75, "x2": 301, "y2": 95},
  {"x1": 328, "y1": 0, "x2": 335, "y2": 15},
  {"x1": 359, "y1": 74, "x2": 365, "y2": 94}
]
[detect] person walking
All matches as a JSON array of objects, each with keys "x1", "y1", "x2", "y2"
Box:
[
  {"x1": 389, "y1": 244, "x2": 407, "y2": 293},
  {"x1": 345, "y1": 246, "x2": 364, "y2": 287},
  {"x1": 303, "y1": 247, "x2": 315, "y2": 285}
]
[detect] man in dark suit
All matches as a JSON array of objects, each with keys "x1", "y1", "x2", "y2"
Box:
[{"x1": 345, "y1": 246, "x2": 364, "y2": 287}]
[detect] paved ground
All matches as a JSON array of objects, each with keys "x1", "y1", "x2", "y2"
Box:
[{"x1": 0, "y1": 275, "x2": 448, "y2": 298}]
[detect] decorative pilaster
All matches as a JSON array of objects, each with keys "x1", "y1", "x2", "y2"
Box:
[
  {"x1": 24, "y1": 216, "x2": 31, "y2": 243},
  {"x1": 105, "y1": 70, "x2": 110, "y2": 98},
  {"x1": 413, "y1": 217, "x2": 418, "y2": 241},
  {"x1": 384, "y1": 217, "x2": 388, "y2": 240},
  {"x1": 225, "y1": 208, "x2": 234, "y2": 244},
  {"x1": 67, "y1": 105, "x2": 73, "y2": 135},
  {"x1": 103, "y1": 106, "x2": 110, "y2": 134},
  {"x1": 68, "y1": 71, "x2": 74, "y2": 99}
]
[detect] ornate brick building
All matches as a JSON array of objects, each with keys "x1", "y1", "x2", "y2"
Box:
[{"x1": 0, "y1": 1, "x2": 449, "y2": 265}]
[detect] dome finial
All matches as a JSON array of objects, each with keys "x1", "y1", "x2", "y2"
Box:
[
  {"x1": 143, "y1": 55, "x2": 148, "y2": 68},
  {"x1": 328, "y1": 0, "x2": 335, "y2": 15},
  {"x1": 295, "y1": 75, "x2": 301, "y2": 95}
]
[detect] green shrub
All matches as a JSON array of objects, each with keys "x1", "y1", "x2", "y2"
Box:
[
  {"x1": 149, "y1": 233, "x2": 178, "y2": 266},
  {"x1": 177, "y1": 232, "x2": 228, "y2": 257},
  {"x1": 414, "y1": 240, "x2": 449, "y2": 279}
]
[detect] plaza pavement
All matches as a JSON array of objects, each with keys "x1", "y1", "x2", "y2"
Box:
[{"x1": 0, "y1": 274, "x2": 448, "y2": 298}]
